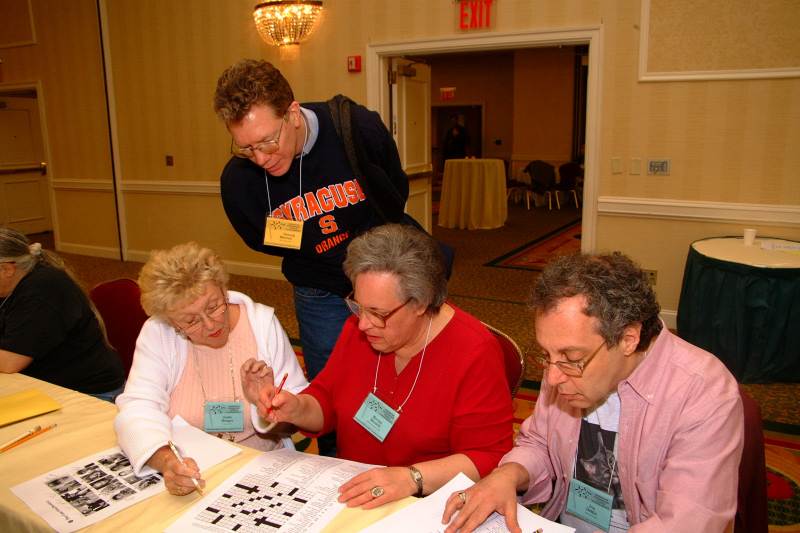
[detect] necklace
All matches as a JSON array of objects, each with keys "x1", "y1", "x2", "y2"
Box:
[
  {"x1": 373, "y1": 314, "x2": 434, "y2": 413},
  {"x1": 190, "y1": 341, "x2": 239, "y2": 441}
]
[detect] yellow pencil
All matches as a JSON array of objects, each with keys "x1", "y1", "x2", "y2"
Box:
[{"x1": 0, "y1": 424, "x2": 56, "y2": 453}]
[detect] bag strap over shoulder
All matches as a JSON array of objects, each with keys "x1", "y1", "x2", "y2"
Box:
[{"x1": 328, "y1": 94, "x2": 406, "y2": 223}]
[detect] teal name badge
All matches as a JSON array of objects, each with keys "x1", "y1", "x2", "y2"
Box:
[
  {"x1": 353, "y1": 392, "x2": 399, "y2": 442},
  {"x1": 204, "y1": 400, "x2": 244, "y2": 432},
  {"x1": 566, "y1": 477, "x2": 613, "y2": 532}
]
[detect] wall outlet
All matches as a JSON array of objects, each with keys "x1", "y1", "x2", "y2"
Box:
[
  {"x1": 644, "y1": 269, "x2": 657, "y2": 285},
  {"x1": 647, "y1": 159, "x2": 670, "y2": 175},
  {"x1": 166, "y1": 155, "x2": 174, "y2": 166}
]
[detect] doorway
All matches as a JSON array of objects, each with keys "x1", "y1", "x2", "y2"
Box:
[
  {"x1": 0, "y1": 84, "x2": 52, "y2": 235},
  {"x1": 365, "y1": 27, "x2": 602, "y2": 252}
]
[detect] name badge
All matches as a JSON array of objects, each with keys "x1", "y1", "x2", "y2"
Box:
[
  {"x1": 263, "y1": 217, "x2": 303, "y2": 249},
  {"x1": 204, "y1": 400, "x2": 244, "y2": 433},
  {"x1": 353, "y1": 392, "x2": 399, "y2": 442},
  {"x1": 566, "y1": 477, "x2": 613, "y2": 532}
]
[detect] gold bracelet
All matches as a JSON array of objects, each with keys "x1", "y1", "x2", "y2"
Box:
[{"x1": 408, "y1": 465, "x2": 423, "y2": 497}]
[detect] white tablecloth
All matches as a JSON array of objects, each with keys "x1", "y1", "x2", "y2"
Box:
[{"x1": 438, "y1": 158, "x2": 507, "y2": 230}]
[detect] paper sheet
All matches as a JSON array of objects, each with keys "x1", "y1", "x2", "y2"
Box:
[
  {"x1": 166, "y1": 448, "x2": 376, "y2": 533},
  {"x1": 0, "y1": 388, "x2": 61, "y2": 427},
  {"x1": 10, "y1": 415, "x2": 241, "y2": 533},
  {"x1": 360, "y1": 472, "x2": 575, "y2": 533}
]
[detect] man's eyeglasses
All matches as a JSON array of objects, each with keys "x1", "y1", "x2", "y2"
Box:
[
  {"x1": 344, "y1": 291, "x2": 411, "y2": 328},
  {"x1": 172, "y1": 299, "x2": 229, "y2": 336},
  {"x1": 230, "y1": 112, "x2": 290, "y2": 158},
  {"x1": 526, "y1": 341, "x2": 605, "y2": 377}
]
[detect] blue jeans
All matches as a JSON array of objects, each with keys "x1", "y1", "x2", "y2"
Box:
[
  {"x1": 90, "y1": 384, "x2": 125, "y2": 404},
  {"x1": 293, "y1": 286, "x2": 350, "y2": 458},
  {"x1": 293, "y1": 287, "x2": 350, "y2": 381}
]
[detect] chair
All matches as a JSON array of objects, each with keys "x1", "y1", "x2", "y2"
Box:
[
  {"x1": 523, "y1": 160, "x2": 557, "y2": 210},
  {"x1": 482, "y1": 322, "x2": 526, "y2": 397},
  {"x1": 735, "y1": 387, "x2": 768, "y2": 533},
  {"x1": 89, "y1": 279, "x2": 149, "y2": 378},
  {"x1": 503, "y1": 159, "x2": 527, "y2": 203},
  {"x1": 556, "y1": 162, "x2": 582, "y2": 208}
]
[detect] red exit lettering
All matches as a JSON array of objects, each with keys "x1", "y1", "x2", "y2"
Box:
[{"x1": 459, "y1": 0, "x2": 494, "y2": 29}]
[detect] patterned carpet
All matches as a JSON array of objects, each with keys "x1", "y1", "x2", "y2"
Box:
[
  {"x1": 27, "y1": 198, "x2": 800, "y2": 529},
  {"x1": 484, "y1": 219, "x2": 582, "y2": 271}
]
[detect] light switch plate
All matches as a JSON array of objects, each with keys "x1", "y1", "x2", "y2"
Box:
[
  {"x1": 648, "y1": 159, "x2": 670, "y2": 175},
  {"x1": 611, "y1": 158, "x2": 622, "y2": 174},
  {"x1": 630, "y1": 158, "x2": 641, "y2": 175}
]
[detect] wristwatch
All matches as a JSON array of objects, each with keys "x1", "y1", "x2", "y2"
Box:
[{"x1": 408, "y1": 465, "x2": 423, "y2": 497}]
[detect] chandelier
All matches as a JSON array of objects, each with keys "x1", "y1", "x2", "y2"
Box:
[{"x1": 253, "y1": 1, "x2": 324, "y2": 60}]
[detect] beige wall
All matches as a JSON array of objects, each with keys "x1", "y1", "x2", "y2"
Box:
[{"x1": 1, "y1": 0, "x2": 798, "y2": 321}]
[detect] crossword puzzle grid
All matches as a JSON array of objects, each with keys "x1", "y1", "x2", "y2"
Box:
[{"x1": 194, "y1": 474, "x2": 313, "y2": 531}]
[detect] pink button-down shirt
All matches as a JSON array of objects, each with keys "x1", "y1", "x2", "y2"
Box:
[{"x1": 502, "y1": 326, "x2": 744, "y2": 532}]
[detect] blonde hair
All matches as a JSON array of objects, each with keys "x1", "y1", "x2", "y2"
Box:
[{"x1": 138, "y1": 242, "x2": 229, "y2": 318}]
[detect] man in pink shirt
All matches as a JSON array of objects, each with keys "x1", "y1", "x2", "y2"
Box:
[{"x1": 443, "y1": 252, "x2": 744, "y2": 533}]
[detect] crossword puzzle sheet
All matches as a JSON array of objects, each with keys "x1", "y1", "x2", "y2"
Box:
[
  {"x1": 195, "y1": 475, "x2": 314, "y2": 531},
  {"x1": 166, "y1": 448, "x2": 375, "y2": 533}
]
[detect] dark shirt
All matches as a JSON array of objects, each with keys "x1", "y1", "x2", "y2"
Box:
[
  {"x1": 221, "y1": 101, "x2": 408, "y2": 296},
  {"x1": 0, "y1": 264, "x2": 125, "y2": 393}
]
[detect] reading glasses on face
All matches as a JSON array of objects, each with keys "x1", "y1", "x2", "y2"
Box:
[
  {"x1": 526, "y1": 341, "x2": 606, "y2": 377},
  {"x1": 344, "y1": 291, "x2": 412, "y2": 329},
  {"x1": 230, "y1": 110, "x2": 290, "y2": 159},
  {"x1": 172, "y1": 299, "x2": 229, "y2": 336}
]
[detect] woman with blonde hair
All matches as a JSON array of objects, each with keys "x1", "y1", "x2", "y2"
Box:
[
  {"x1": 0, "y1": 226, "x2": 125, "y2": 401},
  {"x1": 114, "y1": 242, "x2": 307, "y2": 497}
]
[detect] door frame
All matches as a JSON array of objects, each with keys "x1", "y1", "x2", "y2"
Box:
[
  {"x1": 0, "y1": 81, "x2": 57, "y2": 237},
  {"x1": 365, "y1": 26, "x2": 604, "y2": 252}
]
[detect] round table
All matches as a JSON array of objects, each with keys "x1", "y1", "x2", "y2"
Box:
[
  {"x1": 676, "y1": 236, "x2": 800, "y2": 383},
  {"x1": 437, "y1": 158, "x2": 507, "y2": 230}
]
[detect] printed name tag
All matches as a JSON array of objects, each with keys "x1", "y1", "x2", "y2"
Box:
[
  {"x1": 353, "y1": 392, "x2": 399, "y2": 442},
  {"x1": 566, "y1": 477, "x2": 613, "y2": 532},
  {"x1": 204, "y1": 401, "x2": 244, "y2": 433},
  {"x1": 263, "y1": 217, "x2": 303, "y2": 249}
]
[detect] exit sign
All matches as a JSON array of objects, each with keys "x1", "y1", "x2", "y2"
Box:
[{"x1": 458, "y1": 0, "x2": 495, "y2": 29}]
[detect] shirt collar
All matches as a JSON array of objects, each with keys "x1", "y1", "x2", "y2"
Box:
[{"x1": 299, "y1": 106, "x2": 318, "y2": 156}]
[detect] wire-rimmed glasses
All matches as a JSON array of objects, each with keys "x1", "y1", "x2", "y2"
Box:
[
  {"x1": 230, "y1": 111, "x2": 290, "y2": 158},
  {"x1": 171, "y1": 299, "x2": 229, "y2": 336},
  {"x1": 343, "y1": 291, "x2": 411, "y2": 328},
  {"x1": 525, "y1": 341, "x2": 605, "y2": 377}
]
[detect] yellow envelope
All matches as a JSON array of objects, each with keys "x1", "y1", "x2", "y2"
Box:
[{"x1": 0, "y1": 389, "x2": 61, "y2": 427}]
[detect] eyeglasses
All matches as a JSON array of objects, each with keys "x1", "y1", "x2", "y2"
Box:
[
  {"x1": 230, "y1": 111, "x2": 290, "y2": 158},
  {"x1": 344, "y1": 291, "x2": 412, "y2": 329},
  {"x1": 526, "y1": 341, "x2": 605, "y2": 377},
  {"x1": 171, "y1": 299, "x2": 229, "y2": 336}
]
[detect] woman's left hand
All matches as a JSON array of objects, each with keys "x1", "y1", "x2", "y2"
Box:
[
  {"x1": 240, "y1": 358, "x2": 275, "y2": 404},
  {"x1": 338, "y1": 466, "x2": 418, "y2": 509}
]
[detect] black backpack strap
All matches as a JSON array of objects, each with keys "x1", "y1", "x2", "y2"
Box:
[{"x1": 328, "y1": 94, "x2": 406, "y2": 222}]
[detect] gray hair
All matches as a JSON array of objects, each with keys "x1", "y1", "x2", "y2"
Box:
[
  {"x1": 529, "y1": 252, "x2": 662, "y2": 352},
  {"x1": 343, "y1": 224, "x2": 448, "y2": 313}
]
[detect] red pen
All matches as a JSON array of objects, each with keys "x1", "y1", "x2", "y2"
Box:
[{"x1": 265, "y1": 373, "x2": 288, "y2": 416}]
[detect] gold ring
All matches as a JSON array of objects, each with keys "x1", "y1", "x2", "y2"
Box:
[
  {"x1": 370, "y1": 486, "x2": 384, "y2": 498},
  {"x1": 177, "y1": 486, "x2": 183, "y2": 495},
  {"x1": 459, "y1": 491, "x2": 466, "y2": 503}
]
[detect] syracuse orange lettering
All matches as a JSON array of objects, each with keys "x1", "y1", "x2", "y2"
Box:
[{"x1": 315, "y1": 230, "x2": 350, "y2": 253}]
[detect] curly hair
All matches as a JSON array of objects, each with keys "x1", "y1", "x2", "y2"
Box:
[
  {"x1": 343, "y1": 224, "x2": 448, "y2": 314},
  {"x1": 137, "y1": 242, "x2": 229, "y2": 318},
  {"x1": 213, "y1": 59, "x2": 294, "y2": 124},
  {"x1": 529, "y1": 252, "x2": 662, "y2": 351}
]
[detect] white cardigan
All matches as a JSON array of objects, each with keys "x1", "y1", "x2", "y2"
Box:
[{"x1": 114, "y1": 291, "x2": 308, "y2": 474}]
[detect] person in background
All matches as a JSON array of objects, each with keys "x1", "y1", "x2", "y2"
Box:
[
  {"x1": 213, "y1": 59, "x2": 408, "y2": 455},
  {"x1": 0, "y1": 226, "x2": 125, "y2": 401},
  {"x1": 114, "y1": 242, "x2": 307, "y2": 496},
  {"x1": 443, "y1": 252, "x2": 743, "y2": 533},
  {"x1": 443, "y1": 114, "x2": 471, "y2": 161},
  {"x1": 257, "y1": 224, "x2": 513, "y2": 508}
]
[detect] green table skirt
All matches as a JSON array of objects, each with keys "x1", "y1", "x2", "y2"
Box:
[{"x1": 676, "y1": 238, "x2": 800, "y2": 384}]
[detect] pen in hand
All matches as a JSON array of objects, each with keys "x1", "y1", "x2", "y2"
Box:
[
  {"x1": 1, "y1": 424, "x2": 56, "y2": 453},
  {"x1": 265, "y1": 372, "x2": 288, "y2": 416},
  {"x1": 167, "y1": 441, "x2": 203, "y2": 495}
]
